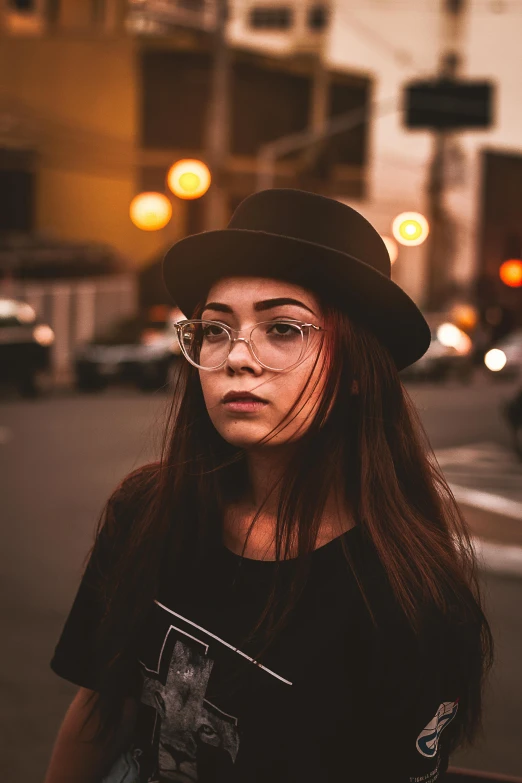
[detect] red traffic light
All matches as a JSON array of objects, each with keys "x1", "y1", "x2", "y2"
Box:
[{"x1": 499, "y1": 259, "x2": 522, "y2": 288}]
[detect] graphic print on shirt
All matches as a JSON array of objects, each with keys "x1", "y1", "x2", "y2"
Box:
[
  {"x1": 137, "y1": 601, "x2": 292, "y2": 782},
  {"x1": 139, "y1": 629, "x2": 239, "y2": 782},
  {"x1": 416, "y1": 699, "x2": 459, "y2": 758}
]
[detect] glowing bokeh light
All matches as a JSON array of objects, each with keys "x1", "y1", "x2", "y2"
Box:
[
  {"x1": 0, "y1": 299, "x2": 35, "y2": 321},
  {"x1": 484, "y1": 348, "x2": 507, "y2": 372},
  {"x1": 437, "y1": 323, "x2": 461, "y2": 348},
  {"x1": 18, "y1": 303, "x2": 36, "y2": 323},
  {"x1": 392, "y1": 212, "x2": 430, "y2": 247},
  {"x1": 499, "y1": 259, "x2": 522, "y2": 288},
  {"x1": 130, "y1": 192, "x2": 172, "y2": 231},
  {"x1": 450, "y1": 304, "x2": 478, "y2": 331},
  {"x1": 437, "y1": 322, "x2": 472, "y2": 354},
  {"x1": 33, "y1": 324, "x2": 55, "y2": 346},
  {"x1": 167, "y1": 159, "x2": 211, "y2": 200}
]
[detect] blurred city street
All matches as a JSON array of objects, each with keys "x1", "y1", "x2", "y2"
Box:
[
  {"x1": 1, "y1": 375, "x2": 522, "y2": 781},
  {"x1": 2, "y1": 0, "x2": 522, "y2": 780}
]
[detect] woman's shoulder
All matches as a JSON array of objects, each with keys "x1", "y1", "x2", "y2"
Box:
[
  {"x1": 109, "y1": 462, "x2": 161, "y2": 508},
  {"x1": 85, "y1": 464, "x2": 161, "y2": 579},
  {"x1": 101, "y1": 462, "x2": 161, "y2": 540}
]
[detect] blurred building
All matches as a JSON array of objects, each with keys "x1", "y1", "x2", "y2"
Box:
[
  {"x1": 0, "y1": 0, "x2": 162, "y2": 270},
  {"x1": 0, "y1": 0, "x2": 369, "y2": 277},
  {"x1": 305, "y1": 0, "x2": 521, "y2": 317},
  {"x1": 1, "y1": 0, "x2": 521, "y2": 321},
  {"x1": 229, "y1": 0, "x2": 522, "y2": 317}
]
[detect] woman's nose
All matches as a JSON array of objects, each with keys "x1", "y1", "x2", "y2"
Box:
[{"x1": 226, "y1": 338, "x2": 262, "y2": 371}]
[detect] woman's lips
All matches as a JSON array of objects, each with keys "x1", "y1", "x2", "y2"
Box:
[{"x1": 222, "y1": 399, "x2": 269, "y2": 412}]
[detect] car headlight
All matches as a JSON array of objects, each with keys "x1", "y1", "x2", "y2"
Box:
[
  {"x1": 33, "y1": 324, "x2": 55, "y2": 346},
  {"x1": 436, "y1": 323, "x2": 472, "y2": 355},
  {"x1": 18, "y1": 304, "x2": 36, "y2": 323},
  {"x1": 484, "y1": 349, "x2": 507, "y2": 372}
]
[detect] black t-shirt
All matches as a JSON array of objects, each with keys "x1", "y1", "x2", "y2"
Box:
[{"x1": 50, "y1": 486, "x2": 469, "y2": 783}]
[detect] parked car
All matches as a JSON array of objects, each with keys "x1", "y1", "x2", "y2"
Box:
[
  {"x1": 0, "y1": 297, "x2": 54, "y2": 397},
  {"x1": 484, "y1": 329, "x2": 522, "y2": 380},
  {"x1": 400, "y1": 315, "x2": 473, "y2": 384},
  {"x1": 73, "y1": 307, "x2": 182, "y2": 392}
]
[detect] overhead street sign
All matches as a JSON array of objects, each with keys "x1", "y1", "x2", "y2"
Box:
[{"x1": 404, "y1": 79, "x2": 494, "y2": 130}]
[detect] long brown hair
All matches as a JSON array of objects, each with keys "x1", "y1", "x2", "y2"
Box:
[{"x1": 80, "y1": 287, "x2": 493, "y2": 758}]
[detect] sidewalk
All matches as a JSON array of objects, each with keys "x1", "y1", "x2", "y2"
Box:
[
  {"x1": 459, "y1": 502, "x2": 522, "y2": 578},
  {"x1": 432, "y1": 440, "x2": 522, "y2": 577},
  {"x1": 460, "y1": 503, "x2": 522, "y2": 549}
]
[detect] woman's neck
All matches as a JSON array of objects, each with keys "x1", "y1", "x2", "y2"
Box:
[
  {"x1": 223, "y1": 448, "x2": 354, "y2": 559},
  {"x1": 241, "y1": 444, "x2": 296, "y2": 514}
]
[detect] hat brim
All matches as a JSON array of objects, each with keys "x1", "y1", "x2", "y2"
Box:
[{"x1": 163, "y1": 229, "x2": 431, "y2": 371}]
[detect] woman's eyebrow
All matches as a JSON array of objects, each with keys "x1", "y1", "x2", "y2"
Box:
[{"x1": 202, "y1": 298, "x2": 317, "y2": 316}]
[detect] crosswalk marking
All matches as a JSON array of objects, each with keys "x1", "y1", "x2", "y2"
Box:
[
  {"x1": 435, "y1": 441, "x2": 521, "y2": 474},
  {"x1": 450, "y1": 484, "x2": 522, "y2": 520},
  {"x1": 473, "y1": 537, "x2": 522, "y2": 577},
  {"x1": 434, "y1": 442, "x2": 522, "y2": 516}
]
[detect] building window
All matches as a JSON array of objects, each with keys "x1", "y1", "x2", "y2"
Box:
[
  {"x1": 308, "y1": 4, "x2": 328, "y2": 31},
  {"x1": 249, "y1": 6, "x2": 293, "y2": 30},
  {"x1": 231, "y1": 58, "x2": 309, "y2": 155},
  {"x1": 8, "y1": 0, "x2": 35, "y2": 11},
  {"x1": 328, "y1": 79, "x2": 369, "y2": 166},
  {"x1": 140, "y1": 49, "x2": 311, "y2": 154},
  {"x1": 141, "y1": 50, "x2": 213, "y2": 150},
  {"x1": 0, "y1": 149, "x2": 35, "y2": 233},
  {"x1": 178, "y1": 0, "x2": 206, "y2": 10}
]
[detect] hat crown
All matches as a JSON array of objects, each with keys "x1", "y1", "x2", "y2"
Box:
[{"x1": 228, "y1": 189, "x2": 391, "y2": 278}]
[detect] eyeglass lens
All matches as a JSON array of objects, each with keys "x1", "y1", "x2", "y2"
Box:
[{"x1": 180, "y1": 321, "x2": 307, "y2": 370}]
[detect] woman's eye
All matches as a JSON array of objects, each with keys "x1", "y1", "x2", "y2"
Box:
[
  {"x1": 268, "y1": 322, "x2": 300, "y2": 337},
  {"x1": 203, "y1": 324, "x2": 226, "y2": 337}
]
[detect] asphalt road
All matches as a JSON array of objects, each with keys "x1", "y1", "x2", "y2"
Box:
[{"x1": 1, "y1": 375, "x2": 521, "y2": 781}]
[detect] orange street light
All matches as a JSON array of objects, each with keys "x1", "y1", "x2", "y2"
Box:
[
  {"x1": 450, "y1": 303, "x2": 478, "y2": 331},
  {"x1": 499, "y1": 259, "x2": 522, "y2": 288},
  {"x1": 392, "y1": 212, "x2": 430, "y2": 247},
  {"x1": 130, "y1": 192, "x2": 172, "y2": 231},
  {"x1": 381, "y1": 235, "x2": 399, "y2": 265},
  {"x1": 167, "y1": 159, "x2": 211, "y2": 200}
]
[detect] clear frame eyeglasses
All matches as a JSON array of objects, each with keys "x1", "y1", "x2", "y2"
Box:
[{"x1": 174, "y1": 319, "x2": 326, "y2": 371}]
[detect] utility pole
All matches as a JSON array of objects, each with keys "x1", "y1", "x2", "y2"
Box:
[
  {"x1": 425, "y1": 0, "x2": 469, "y2": 309},
  {"x1": 203, "y1": 0, "x2": 230, "y2": 230},
  {"x1": 297, "y1": 49, "x2": 330, "y2": 178}
]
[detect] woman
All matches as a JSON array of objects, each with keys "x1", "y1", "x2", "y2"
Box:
[{"x1": 46, "y1": 189, "x2": 493, "y2": 783}]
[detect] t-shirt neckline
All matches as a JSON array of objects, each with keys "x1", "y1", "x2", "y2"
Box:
[{"x1": 220, "y1": 524, "x2": 360, "y2": 565}]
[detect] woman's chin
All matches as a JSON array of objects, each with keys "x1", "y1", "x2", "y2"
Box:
[
  {"x1": 214, "y1": 421, "x2": 274, "y2": 449},
  {"x1": 220, "y1": 432, "x2": 268, "y2": 449}
]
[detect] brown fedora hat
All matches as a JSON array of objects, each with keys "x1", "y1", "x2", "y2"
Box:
[{"x1": 162, "y1": 188, "x2": 431, "y2": 370}]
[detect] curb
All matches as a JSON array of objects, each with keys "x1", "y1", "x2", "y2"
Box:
[
  {"x1": 472, "y1": 537, "x2": 522, "y2": 578},
  {"x1": 448, "y1": 485, "x2": 522, "y2": 577},
  {"x1": 451, "y1": 484, "x2": 522, "y2": 521}
]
